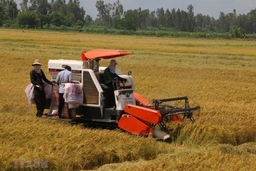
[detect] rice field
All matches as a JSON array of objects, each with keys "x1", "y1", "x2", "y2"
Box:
[{"x1": 0, "y1": 28, "x2": 256, "y2": 171}]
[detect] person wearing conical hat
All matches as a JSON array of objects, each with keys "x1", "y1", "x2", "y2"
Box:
[{"x1": 30, "y1": 59, "x2": 53, "y2": 117}]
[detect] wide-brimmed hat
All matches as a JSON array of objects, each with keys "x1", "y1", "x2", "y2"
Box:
[{"x1": 32, "y1": 59, "x2": 42, "y2": 66}]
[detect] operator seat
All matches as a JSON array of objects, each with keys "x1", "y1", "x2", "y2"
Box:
[
  {"x1": 94, "y1": 72, "x2": 101, "y2": 83},
  {"x1": 94, "y1": 72, "x2": 109, "y2": 90}
]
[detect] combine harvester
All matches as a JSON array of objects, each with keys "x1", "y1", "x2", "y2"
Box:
[{"x1": 47, "y1": 49, "x2": 200, "y2": 142}]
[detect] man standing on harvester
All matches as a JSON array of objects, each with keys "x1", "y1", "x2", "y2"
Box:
[{"x1": 56, "y1": 65, "x2": 73, "y2": 118}]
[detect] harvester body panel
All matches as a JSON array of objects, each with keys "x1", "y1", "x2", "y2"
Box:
[
  {"x1": 118, "y1": 114, "x2": 152, "y2": 136},
  {"x1": 124, "y1": 104, "x2": 162, "y2": 124}
]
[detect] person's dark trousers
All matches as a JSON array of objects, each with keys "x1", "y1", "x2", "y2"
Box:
[
  {"x1": 34, "y1": 87, "x2": 46, "y2": 117},
  {"x1": 105, "y1": 82, "x2": 116, "y2": 108},
  {"x1": 58, "y1": 93, "x2": 65, "y2": 118}
]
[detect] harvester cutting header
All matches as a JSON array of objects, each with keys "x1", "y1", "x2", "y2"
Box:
[{"x1": 46, "y1": 49, "x2": 200, "y2": 142}]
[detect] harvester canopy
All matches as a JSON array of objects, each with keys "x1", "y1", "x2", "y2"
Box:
[{"x1": 81, "y1": 49, "x2": 133, "y2": 61}]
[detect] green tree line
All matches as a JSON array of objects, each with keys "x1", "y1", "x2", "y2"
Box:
[{"x1": 1, "y1": 0, "x2": 256, "y2": 38}]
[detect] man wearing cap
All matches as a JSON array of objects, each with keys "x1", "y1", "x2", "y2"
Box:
[
  {"x1": 103, "y1": 59, "x2": 127, "y2": 85},
  {"x1": 30, "y1": 59, "x2": 54, "y2": 117},
  {"x1": 103, "y1": 59, "x2": 127, "y2": 107},
  {"x1": 56, "y1": 65, "x2": 73, "y2": 118}
]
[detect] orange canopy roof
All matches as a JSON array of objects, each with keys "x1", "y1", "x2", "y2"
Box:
[{"x1": 81, "y1": 49, "x2": 133, "y2": 61}]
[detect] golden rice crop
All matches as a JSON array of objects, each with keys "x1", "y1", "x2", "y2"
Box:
[{"x1": 0, "y1": 28, "x2": 256, "y2": 170}]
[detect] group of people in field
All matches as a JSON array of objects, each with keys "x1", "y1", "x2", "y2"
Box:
[
  {"x1": 29, "y1": 58, "x2": 126, "y2": 118},
  {"x1": 30, "y1": 59, "x2": 72, "y2": 118}
]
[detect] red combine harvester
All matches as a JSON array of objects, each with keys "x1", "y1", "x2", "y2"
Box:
[{"x1": 47, "y1": 49, "x2": 200, "y2": 142}]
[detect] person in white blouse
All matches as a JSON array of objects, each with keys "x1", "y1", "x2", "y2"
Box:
[{"x1": 56, "y1": 65, "x2": 73, "y2": 118}]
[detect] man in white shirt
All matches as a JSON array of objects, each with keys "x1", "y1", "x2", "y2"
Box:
[{"x1": 56, "y1": 65, "x2": 73, "y2": 118}]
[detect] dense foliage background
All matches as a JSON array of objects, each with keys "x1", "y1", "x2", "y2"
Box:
[{"x1": 1, "y1": 0, "x2": 256, "y2": 38}]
